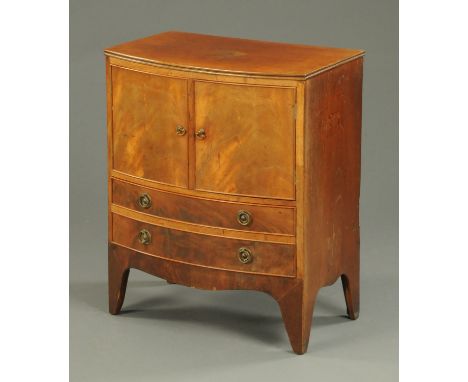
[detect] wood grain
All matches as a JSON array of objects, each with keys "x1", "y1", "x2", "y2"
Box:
[
  {"x1": 111, "y1": 170, "x2": 296, "y2": 206},
  {"x1": 112, "y1": 66, "x2": 189, "y2": 187},
  {"x1": 187, "y1": 79, "x2": 196, "y2": 189},
  {"x1": 303, "y1": 58, "x2": 363, "y2": 322},
  {"x1": 105, "y1": 31, "x2": 364, "y2": 79},
  {"x1": 109, "y1": 56, "x2": 301, "y2": 86},
  {"x1": 112, "y1": 179, "x2": 295, "y2": 235},
  {"x1": 194, "y1": 81, "x2": 296, "y2": 199},
  {"x1": 294, "y1": 81, "x2": 306, "y2": 279},
  {"x1": 106, "y1": 57, "x2": 114, "y2": 242},
  {"x1": 112, "y1": 214, "x2": 296, "y2": 277},
  {"x1": 111, "y1": 205, "x2": 295, "y2": 244}
]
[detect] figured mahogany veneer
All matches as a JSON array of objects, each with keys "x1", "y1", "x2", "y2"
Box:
[
  {"x1": 112, "y1": 213, "x2": 296, "y2": 277},
  {"x1": 194, "y1": 81, "x2": 296, "y2": 199},
  {"x1": 105, "y1": 31, "x2": 362, "y2": 78},
  {"x1": 112, "y1": 67, "x2": 189, "y2": 187},
  {"x1": 112, "y1": 179, "x2": 295, "y2": 235},
  {"x1": 105, "y1": 31, "x2": 364, "y2": 354}
]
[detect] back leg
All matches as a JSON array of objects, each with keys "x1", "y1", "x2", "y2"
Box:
[{"x1": 341, "y1": 271, "x2": 359, "y2": 320}]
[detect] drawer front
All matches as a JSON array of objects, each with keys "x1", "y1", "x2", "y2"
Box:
[
  {"x1": 112, "y1": 179, "x2": 295, "y2": 235},
  {"x1": 112, "y1": 67, "x2": 189, "y2": 187},
  {"x1": 112, "y1": 214, "x2": 296, "y2": 277},
  {"x1": 194, "y1": 81, "x2": 296, "y2": 200}
]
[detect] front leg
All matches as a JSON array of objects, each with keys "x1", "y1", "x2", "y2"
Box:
[
  {"x1": 274, "y1": 281, "x2": 319, "y2": 354},
  {"x1": 108, "y1": 245, "x2": 130, "y2": 315}
]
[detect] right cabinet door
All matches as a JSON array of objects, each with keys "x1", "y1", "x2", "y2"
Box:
[{"x1": 194, "y1": 81, "x2": 296, "y2": 200}]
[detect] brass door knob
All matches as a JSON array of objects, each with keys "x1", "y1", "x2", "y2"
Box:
[
  {"x1": 237, "y1": 210, "x2": 252, "y2": 226},
  {"x1": 137, "y1": 193, "x2": 152, "y2": 209},
  {"x1": 195, "y1": 128, "x2": 206, "y2": 140},
  {"x1": 238, "y1": 247, "x2": 253, "y2": 264},
  {"x1": 138, "y1": 229, "x2": 151, "y2": 245},
  {"x1": 176, "y1": 125, "x2": 186, "y2": 136}
]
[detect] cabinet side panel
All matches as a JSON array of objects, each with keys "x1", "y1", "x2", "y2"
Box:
[{"x1": 304, "y1": 58, "x2": 363, "y2": 286}]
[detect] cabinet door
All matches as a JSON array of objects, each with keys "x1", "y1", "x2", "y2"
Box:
[
  {"x1": 112, "y1": 67, "x2": 188, "y2": 187},
  {"x1": 194, "y1": 82, "x2": 296, "y2": 199}
]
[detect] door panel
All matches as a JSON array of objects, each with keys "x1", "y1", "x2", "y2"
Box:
[
  {"x1": 112, "y1": 67, "x2": 188, "y2": 187},
  {"x1": 194, "y1": 82, "x2": 296, "y2": 199}
]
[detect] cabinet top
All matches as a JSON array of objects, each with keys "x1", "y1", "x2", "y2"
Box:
[{"x1": 105, "y1": 31, "x2": 364, "y2": 79}]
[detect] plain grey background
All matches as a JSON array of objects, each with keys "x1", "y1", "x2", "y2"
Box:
[{"x1": 70, "y1": 0, "x2": 398, "y2": 381}]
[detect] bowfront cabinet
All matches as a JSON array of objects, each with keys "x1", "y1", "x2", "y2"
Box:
[{"x1": 105, "y1": 31, "x2": 364, "y2": 354}]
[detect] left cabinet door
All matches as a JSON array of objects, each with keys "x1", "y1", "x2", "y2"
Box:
[{"x1": 111, "y1": 67, "x2": 189, "y2": 188}]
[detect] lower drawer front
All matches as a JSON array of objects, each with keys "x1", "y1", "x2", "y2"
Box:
[{"x1": 112, "y1": 213, "x2": 296, "y2": 277}]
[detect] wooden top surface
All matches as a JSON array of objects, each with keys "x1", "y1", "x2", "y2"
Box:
[{"x1": 105, "y1": 31, "x2": 364, "y2": 79}]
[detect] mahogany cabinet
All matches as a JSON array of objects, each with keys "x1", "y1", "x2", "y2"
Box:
[{"x1": 105, "y1": 31, "x2": 364, "y2": 354}]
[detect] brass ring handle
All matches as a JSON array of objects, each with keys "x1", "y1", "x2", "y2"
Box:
[
  {"x1": 237, "y1": 210, "x2": 252, "y2": 226},
  {"x1": 138, "y1": 229, "x2": 151, "y2": 245},
  {"x1": 137, "y1": 193, "x2": 152, "y2": 209},
  {"x1": 195, "y1": 128, "x2": 206, "y2": 140},
  {"x1": 176, "y1": 125, "x2": 186, "y2": 136},
  {"x1": 238, "y1": 247, "x2": 253, "y2": 264}
]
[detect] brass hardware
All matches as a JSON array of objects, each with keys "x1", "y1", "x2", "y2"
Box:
[
  {"x1": 137, "y1": 193, "x2": 152, "y2": 209},
  {"x1": 138, "y1": 229, "x2": 151, "y2": 245},
  {"x1": 176, "y1": 125, "x2": 186, "y2": 136},
  {"x1": 238, "y1": 247, "x2": 253, "y2": 264},
  {"x1": 195, "y1": 128, "x2": 206, "y2": 140},
  {"x1": 237, "y1": 210, "x2": 252, "y2": 226}
]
